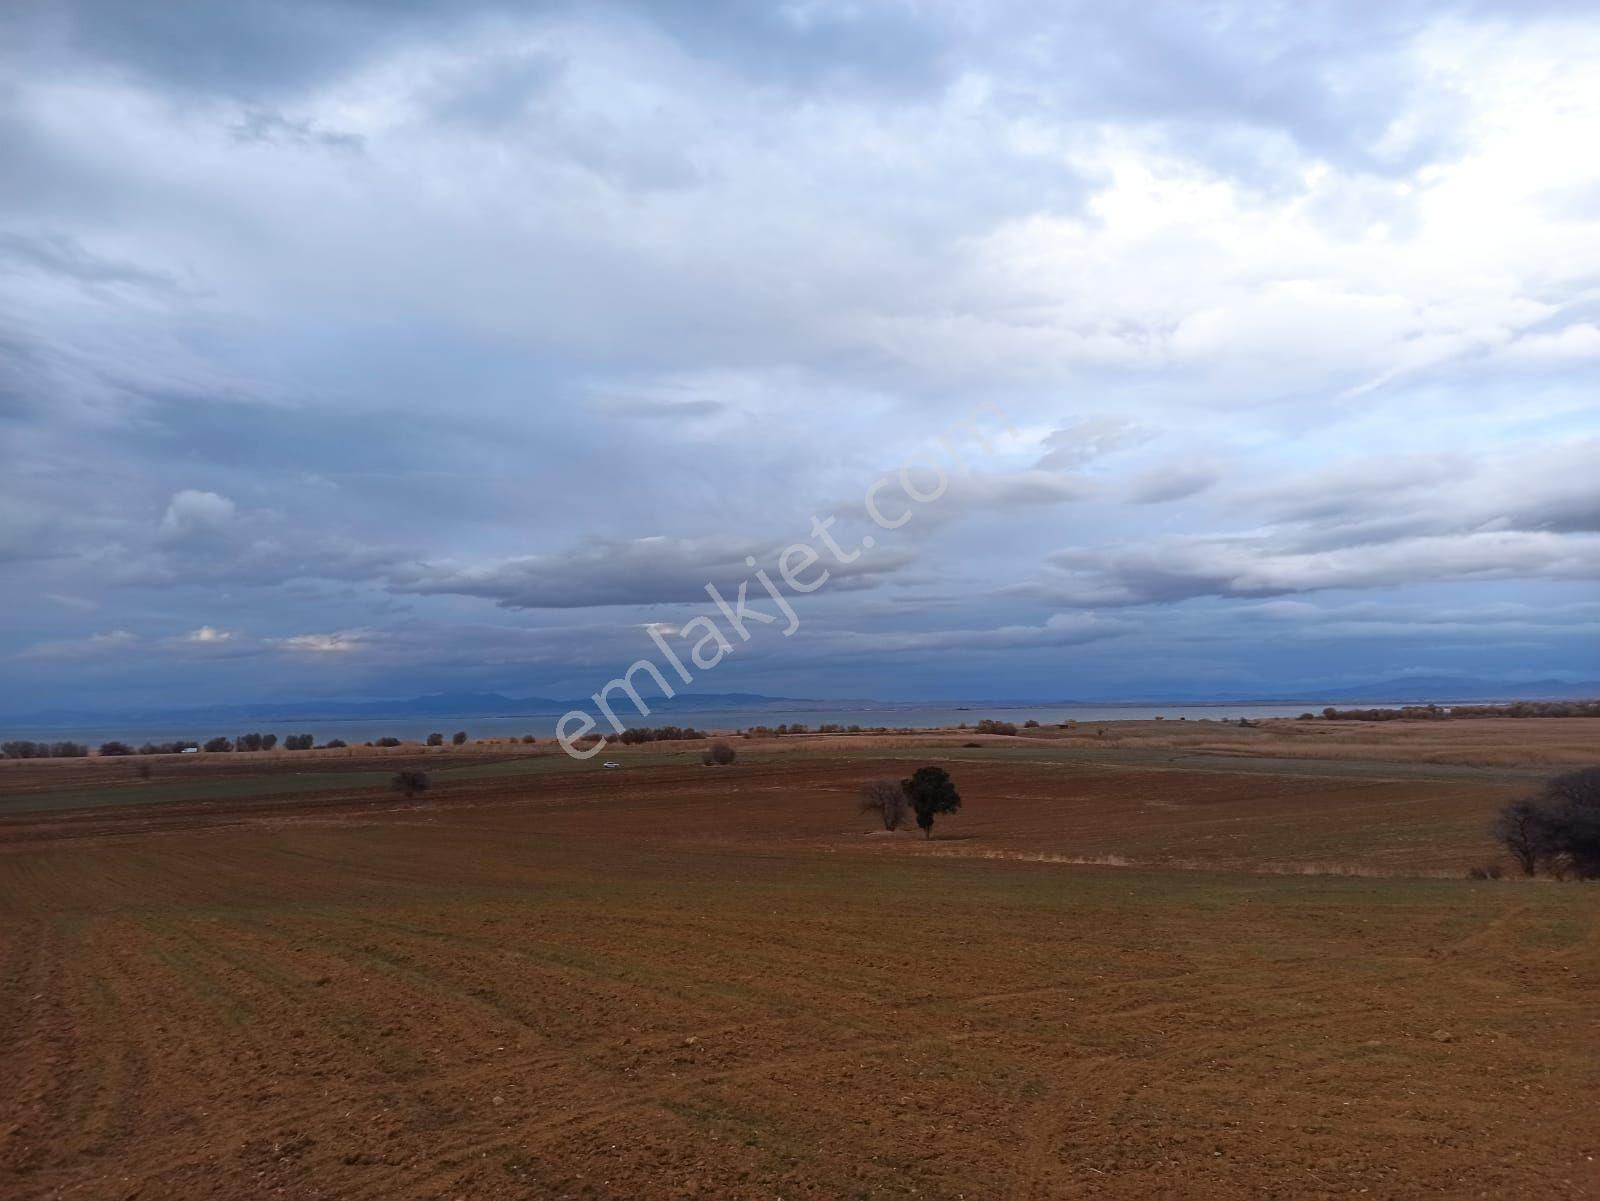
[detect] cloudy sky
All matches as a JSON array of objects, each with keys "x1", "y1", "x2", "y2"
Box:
[{"x1": 2, "y1": 0, "x2": 1598, "y2": 712}]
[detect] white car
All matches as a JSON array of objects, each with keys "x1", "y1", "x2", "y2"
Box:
[{"x1": 602, "y1": 761, "x2": 621, "y2": 768}]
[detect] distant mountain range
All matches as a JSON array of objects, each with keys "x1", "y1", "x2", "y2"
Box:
[
  {"x1": 5, "y1": 678, "x2": 1597, "y2": 727},
  {"x1": 1270, "y1": 676, "x2": 1600, "y2": 703}
]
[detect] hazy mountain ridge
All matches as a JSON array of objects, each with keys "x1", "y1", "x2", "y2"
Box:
[
  {"x1": 1296, "y1": 677, "x2": 1600, "y2": 703},
  {"x1": 7, "y1": 678, "x2": 1597, "y2": 727},
  {"x1": 2, "y1": 691, "x2": 821, "y2": 726}
]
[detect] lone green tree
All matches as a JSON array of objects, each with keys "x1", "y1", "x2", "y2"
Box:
[{"x1": 902, "y1": 766, "x2": 960, "y2": 839}]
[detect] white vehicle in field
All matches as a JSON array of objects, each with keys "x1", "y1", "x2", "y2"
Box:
[{"x1": 602, "y1": 761, "x2": 621, "y2": 768}]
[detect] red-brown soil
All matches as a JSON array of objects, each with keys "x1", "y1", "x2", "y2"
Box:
[{"x1": 1, "y1": 732, "x2": 1597, "y2": 1199}]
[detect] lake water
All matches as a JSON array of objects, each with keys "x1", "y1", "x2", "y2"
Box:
[{"x1": 4, "y1": 701, "x2": 1336, "y2": 748}]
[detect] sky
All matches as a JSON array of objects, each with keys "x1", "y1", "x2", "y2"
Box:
[{"x1": 1, "y1": 0, "x2": 1598, "y2": 713}]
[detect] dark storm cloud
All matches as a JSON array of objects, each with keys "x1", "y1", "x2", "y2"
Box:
[
  {"x1": 1022, "y1": 441, "x2": 1600, "y2": 606},
  {"x1": 391, "y1": 535, "x2": 917, "y2": 610},
  {"x1": 106, "y1": 490, "x2": 414, "y2": 589},
  {"x1": 8, "y1": 0, "x2": 948, "y2": 101},
  {"x1": 1035, "y1": 531, "x2": 1600, "y2": 607},
  {"x1": 5, "y1": 0, "x2": 477, "y2": 99}
]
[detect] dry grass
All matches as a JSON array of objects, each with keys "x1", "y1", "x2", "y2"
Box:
[{"x1": 1012, "y1": 715, "x2": 1600, "y2": 768}]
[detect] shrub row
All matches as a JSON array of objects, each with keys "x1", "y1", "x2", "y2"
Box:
[
  {"x1": 1, "y1": 740, "x2": 89, "y2": 759},
  {"x1": 2, "y1": 733, "x2": 364, "y2": 758},
  {"x1": 616, "y1": 725, "x2": 706, "y2": 744},
  {"x1": 1322, "y1": 700, "x2": 1600, "y2": 721}
]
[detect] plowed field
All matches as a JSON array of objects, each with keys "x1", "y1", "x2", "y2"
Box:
[{"x1": 2, "y1": 739, "x2": 1597, "y2": 1199}]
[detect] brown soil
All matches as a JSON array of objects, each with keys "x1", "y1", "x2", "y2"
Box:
[{"x1": 1, "y1": 732, "x2": 1597, "y2": 1199}]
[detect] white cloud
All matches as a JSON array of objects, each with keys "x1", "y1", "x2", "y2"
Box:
[
  {"x1": 1502, "y1": 323, "x2": 1600, "y2": 364},
  {"x1": 158, "y1": 490, "x2": 237, "y2": 541},
  {"x1": 182, "y1": 625, "x2": 234, "y2": 643},
  {"x1": 277, "y1": 631, "x2": 365, "y2": 654}
]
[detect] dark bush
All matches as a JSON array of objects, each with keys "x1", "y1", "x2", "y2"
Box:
[
  {"x1": 703, "y1": 740, "x2": 736, "y2": 766},
  {"x1": 1023, "y1": 719, "x2": 1040, "y2": 728},
  {"x1": 376, "y1": 737, "x2": 402, "y2": 748},
  {"x1": 98, "y1": 741, "x2": 134, "y2": 757},
  {"x1": 1494, "y1": 767, "x2": 1600, "y2": 878},
  {"x1": 204, "y1": 736, "x2": 234, "y2": 753},
  {"x1": 451, "y1": 731, "x2": 468, "y2": 746},
  {"x1": 427, "y1": 732, "x2": 444, "y2": 746},
  {"x1": 521, "y1": 734, "x2": 537, "y2": 744},
  {"x1": 323, "y1": 739, "x2": 348, "y2": 749},
  {"x1": 261, "y1": 733, "x2": 278, "y2": 750},
  {"x1": 283, "y1": 733, "x2": 315, "y2": 751},
  {"x1": 392, "y1": 769, "x2": 430, "y2": 798}
]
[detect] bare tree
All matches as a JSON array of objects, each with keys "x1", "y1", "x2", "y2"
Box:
[
  {"x1": 1492, "y1": 799, "x2": 1546, "y2": 876},
  {"x1": 859, "y1": 778, "x2": 909, "y2": 831}
]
